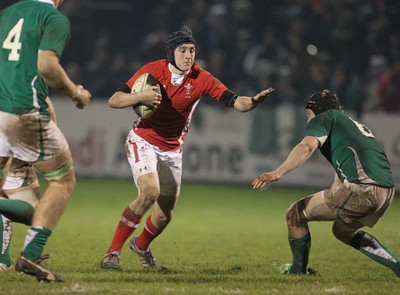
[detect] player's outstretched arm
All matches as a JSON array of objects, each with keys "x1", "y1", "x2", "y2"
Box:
[
  {"x1": 252, "y1": 136, "x2": 319, "y2": 189},
  {"x1": 233, "y1": 87, "x2": 274, "y2": 112}
]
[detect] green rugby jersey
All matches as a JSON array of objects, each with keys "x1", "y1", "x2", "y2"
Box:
[
  {"x1": 305, "y1": 110, "x2": 394, "y2": 187},
  {"x1": 0, "y1": 0, "x2": 70, "y2": 115}
]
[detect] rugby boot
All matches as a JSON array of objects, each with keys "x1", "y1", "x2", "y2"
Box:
[{"x1": 15, "y1": 254, "x2": 64, "y2": 282}]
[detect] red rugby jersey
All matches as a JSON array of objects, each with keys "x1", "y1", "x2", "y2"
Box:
[{"x1": 126, "y1": 59, "x2": 228, "y2": 150}]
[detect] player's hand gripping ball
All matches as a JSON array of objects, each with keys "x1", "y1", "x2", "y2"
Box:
[{"x1": 131, "y1": 73, "x2": 161, "y2": 118}]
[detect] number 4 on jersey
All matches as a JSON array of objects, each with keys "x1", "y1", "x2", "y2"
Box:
[{"x1": 2, "y1": 18, "x2": 24, "y2": 61}]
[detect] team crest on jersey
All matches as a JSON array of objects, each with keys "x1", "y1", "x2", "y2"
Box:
[{"x1": 184, "y1": 83, "x2": 193, "y2": 99}]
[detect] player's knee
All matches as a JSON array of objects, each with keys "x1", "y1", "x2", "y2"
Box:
[
  {"x1": 286, "y1": 200, "x2": 306, "y2": 227},
  {"x1": 48, "y1": 170, "x2": 76, "y2": 199},
  {"x1": 140, "y1": 184, "x2": 160, "y2": 203},
  {"x1": 43, "y1": 159, "x2": 75, "y2": 191}
]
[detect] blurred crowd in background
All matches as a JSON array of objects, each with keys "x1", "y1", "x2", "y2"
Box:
[{"x1": 13, "y1": 0, "x2": 400, "y2": 117}]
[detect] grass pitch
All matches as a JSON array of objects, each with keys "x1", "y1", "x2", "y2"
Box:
[{"x1": 1, "y1": 178, "x2": 399, "y2": 294}]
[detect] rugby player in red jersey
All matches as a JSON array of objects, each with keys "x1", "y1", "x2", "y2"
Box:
[{"x1": 100, "y1": 26, "x2": 274, "y2": 270}]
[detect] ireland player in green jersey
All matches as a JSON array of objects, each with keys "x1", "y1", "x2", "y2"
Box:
[
  {"x1": 0, "y1": 97, "x2": 56, "y2": 272},
  {"x1": 0, "y1": 0, "x2": 91, "y2": 282},
  {"x1": 253, "y1": 89, "x2": 399, "y2": 277}
]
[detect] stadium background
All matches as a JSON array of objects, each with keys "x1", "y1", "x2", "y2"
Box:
[
  {"x1": 1, "y1": 3, "x2": 400, "y2": 292},
  {"x1": 5, "y1": 0, "x2": 399, "y2": 189}
]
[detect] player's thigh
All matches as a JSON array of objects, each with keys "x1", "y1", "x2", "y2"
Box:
[
  {"x1": 4, "y1": 158, "x2": 38, "y2": 189},
  {"x1": 34, "y1": 148, "x2": 73, "y2": 176},
  {"x1": 355, "y1": 185, "x2": 395, "y2": 227},
  {"x1": 151, "y1": 150, "x2": 182, "y2": 221},
  {"x1": 125, "y1": 131, "x2": 158, "y2": 185},
  {"x1": 137, "y1": 172, "x2": 160, "y2": 199},
  {"x1": 158, "y1": 149, "x2": 182, "y2": 198},
  {"x1": 4, "y1": 184, "x2": 41, "y2": 208},
  {"x1": 1, "y1": 112, "x2": 69, "y2": 165},
  {"x1": 3, "y1": 159, "x2": 41, "y2": 206},
  {"x1": 298, "y1": 190, "x2": 338, "y2": 222},
  {"x1": 324, "y1": 182, "x2": 381, "y2": 224}
]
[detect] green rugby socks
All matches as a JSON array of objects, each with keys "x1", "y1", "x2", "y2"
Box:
[
  {"x1": 22, "y1": 226, "x2": 52, "y2": 261},
  {"x1": 288, "y1": 233, "x2": 311, "y2": 274},
  {"x1": 350, "y1": 230, "x2": 400, "y2": 276}
]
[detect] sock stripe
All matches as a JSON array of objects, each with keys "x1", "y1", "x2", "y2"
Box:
[
  {"x1": 143, "y1": 224, "x2": 156, "y2": 236},
  {"x1": 121, "y1": 216, "x2": 140, "y2": 228}
]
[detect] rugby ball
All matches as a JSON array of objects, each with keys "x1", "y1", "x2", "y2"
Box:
[{"x1": 131, "y1": 73, "x2": 161, "y2": 118}]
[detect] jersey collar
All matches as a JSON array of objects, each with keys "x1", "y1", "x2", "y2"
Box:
[
  {"x1": 36, "y1": 0, "x2": 55, "y2": 7},
  {"x1": 168, "y1": 63, "x2": 189, "y2": 76}
]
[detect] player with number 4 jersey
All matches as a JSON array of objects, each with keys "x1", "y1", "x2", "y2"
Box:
[
  {"x1": 253, "y1": 89, "x2": 398, "y2": 277},
  {"x1": 0, "y1": 0, "x2": 70, "y2": 115},
  {"x1": 0, "y1": 0, "x2": 91, "y2": 282}
]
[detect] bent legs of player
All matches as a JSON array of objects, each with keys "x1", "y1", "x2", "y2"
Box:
[
  {"x1": 101, "y1": 134, "x2": 182, "y2": 271},
  {"x1": 101, "y1": 172, "x2": 159, "y2": 270},
  {"x1": 101, "y1": 171, "x2": 179, "y2": 271},
  {"x1": 0, "y1": 157, "x2": 40, "y2": 270},
  {"x1": 0, "y1": 182, "x2": 40, "y2": 270},
  {"x1": 0, "y1": 158, "x2": 40, "y2": 224},
  {"x1": 282, "y1": 184, "x2": 400, "y2": 277},
  {"x1": 129, "y1": 186, "x2": 178, "y2": 270},
  {"x1": 281, "y1": 192, "x2": 335, "y2": 275},
  {"x1": 333, "y1": 221, "x2": 400, "y2": 277},
  {"x1": 332, "y1": 185, "x2": 400, "y2": 278},
  {"x1": 14, "y1": 150, "x2": 75, "y2": 282}
]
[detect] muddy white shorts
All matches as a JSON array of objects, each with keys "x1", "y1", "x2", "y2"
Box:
[
  {"x1": 125, "y1": 130, "x2": 182, "y2": 196},
  {"x1": 0, "y1": 110, "x2": 68, "y2": 162}
]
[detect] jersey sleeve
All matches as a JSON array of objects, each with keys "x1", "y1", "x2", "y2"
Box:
[
  {"x1": 199, "y1": 70, "x2": 228, "y2": 101},
  {"x1": 125, "y1": 64, "x2": 153, "y2": 90},
  {"x1": 305, "y1": 112, "x2": 334, "y2": 146},
  {"x1": 39, "y1": 13, "x2": 70, "y2": 58}
]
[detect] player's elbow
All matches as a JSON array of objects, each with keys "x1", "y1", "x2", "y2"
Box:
[
  {"x1": 107, "y1": 98, "x2": 116, "y2": 108},
  {"x1": 300, "y1": 136, "x2": 319, "y2": 154},
  {"x1": 303, "y1": 143, "x2": 315, "y2": 155},
  {"x1": 37, "y1": 61, "x2": 52, "y2": 81},
  {"x1": 108, "y1": 93, "x2": 120, "y2": 108},
  {"x1": 37, "y1": 50, "x2": 59, "y2": 78}
]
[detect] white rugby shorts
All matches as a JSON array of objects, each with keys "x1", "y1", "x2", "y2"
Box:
[
  {"x1": 0, "y1": 110, "x2": 68, "y2": 162},
  {"x1": 125, "y1": 130, "x2": 182, "y2": 193}
]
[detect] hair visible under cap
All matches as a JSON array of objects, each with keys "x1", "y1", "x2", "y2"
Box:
[{"x1": 305, "y1": 89, "x2": 343, "y2": 115}]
